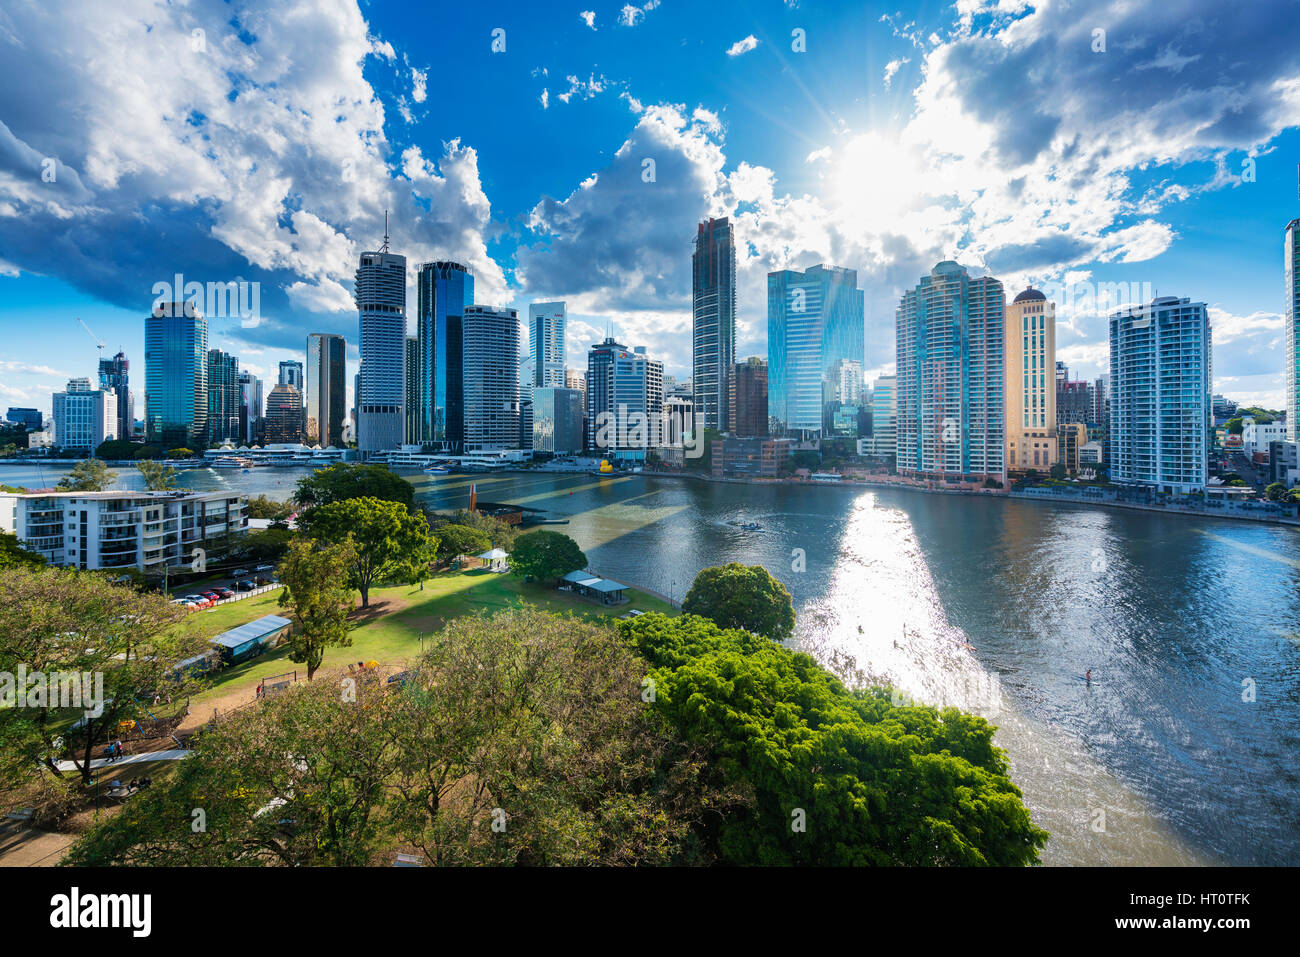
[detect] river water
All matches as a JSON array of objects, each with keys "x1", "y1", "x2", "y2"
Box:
[{"x1": 6, "y1": 462, "x2": 1299, "y2": 866}]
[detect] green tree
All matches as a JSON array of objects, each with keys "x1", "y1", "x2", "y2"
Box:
[
  {"x1": 620, "y1": 612, "x2": 1049, "y2": 865},
  {"x1": 277, "y1": 537, "x2": 358, "y2": 680},
  {"x1": 246, "y1": 494, "x2": 295, "y2": 521},
  {"x1": 0, "y1": 567, "x2": 198, "y2": 789},
  {"x1": 93, "y1": 438, "x2": 139, "y2": 460},
  {"x1": 56, "y1": 458, "x2": 116, "y2": 491},
  {"x1": 434, "y1": 524, "x2": 492, "y2": 565},
  {"x1": 430, "y1": 508, "x2": 521, "y2": 550},
  {"x1": 1049, "y1": 462, "x2": 1068, "y2": 480},
  {"x1": 681, "y1": 562, "x2": 796, "y2": 642},
  {"x1": 0, "y1": 532, "x2": 47, "y2": 569},
  {"x1": 165, "y1": 447, "x2": 194, "y2": 460},
  {"x1": 1265, "y1": 482, "x2": 1287, "y2": 502},
  {"x1": 508, "y1": 530, "x2": 587, "y2": 584},
  {"x1": 294, "y1": 463, "x2": 414, "y2": 510},
  {"x1": 300, "y1": 497, "x2": 433, "y2": 607},
  {"x1": 136, "y1": 458, "x2": 178, "y2": 491}
]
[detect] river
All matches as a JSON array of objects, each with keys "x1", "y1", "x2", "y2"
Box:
[{"x1": 6, "y1": 462, "x2": 1299, "y2": 866}]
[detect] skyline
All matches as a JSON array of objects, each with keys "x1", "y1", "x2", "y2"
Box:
[{"x1": 2, "y1": 0, "x2": 1299, "y2": 418}]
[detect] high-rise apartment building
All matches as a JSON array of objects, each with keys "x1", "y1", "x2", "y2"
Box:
[
  {"x1": 415, "y1": 261, "x2": 473, "y2": 448},
  {"x1": 97, "y1": 351, "x2": 133, "y2": 441},
  {"x1": 305, "y1": 333, "x2": 346, "y2": 447},
  {"x1": 356, "y1": 242, "x2": 407, "y2": 453},
  {"x1": 1108, "y1": 296, "x2": 1211, "y2": 493},
  {"x1": 238, "y1": 371, "x2": 263, "y2": 445},
  {"x1": 462, "y1": 306, "x2": 520, "y2": 451},
  {"x1": 767, "y1": 265, "x2": 864, "y2": 441},
  {"x1": 692, "y1": 217, "x2": 736, "y2": 433},
  {"x1": 728, "y1": 356, "x2": 768, "y2": 437},
  {"x1": 529, "y1": 302, "x2": 566, "y2": 388},
  {"x1": 206, "y1": 349, "x2": 241, "y2": 445},
  {"x1": 144, "y1": 301, "x2": 207, "y2": 448},
  {"x1": 1004, "y1": 287, "x2": 1057, "y2": 472},
  {"x1": 52, "y1": 378, "x2": 117, "y2": 452},
  {"x1": 896, "y1": 261, "x2": 1005, "y2": 481},
  {"x1": 1286, "y1": 219, "x2": 1300, "y2": 442}
]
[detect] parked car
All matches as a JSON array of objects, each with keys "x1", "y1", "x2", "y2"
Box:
[
  {"x1": 201, "y1": 591, "x2": 220, "y2": 601},
  {"x1": 231, "y1": 567, "x2": 251, "y2": 577},
  {"x1": 215, "y1": 588, "x2": 235, "y2": 599},
  {"x1": 254, "y1": 564, "x2": 275, "y2": 573},
  {"x1": 254, "y1": 575, "x2": 273, "y2": 586},
  {"x1": 236, "y1": 579, "x2": 258, "y2": 591}
]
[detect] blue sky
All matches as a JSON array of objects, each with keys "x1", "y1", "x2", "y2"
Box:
[{"x1": 1, "y1": 0, "x2": 1298, "y2": 418}]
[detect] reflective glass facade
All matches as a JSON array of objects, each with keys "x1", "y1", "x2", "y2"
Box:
[
  {"x1": 144, "y1": 301, "x2": 208, "y2": 448},
  {"x1": 416, "y1": 261, "x2": 473, "y2": 449}
]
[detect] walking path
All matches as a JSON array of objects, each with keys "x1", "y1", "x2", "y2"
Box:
[{"x1": 54, "y1": 749, "x2": 191, "y2": 772}]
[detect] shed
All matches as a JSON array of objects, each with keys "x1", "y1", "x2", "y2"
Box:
[{"x1": 210, "y1": 614, "x2": 292, "y2": 664}]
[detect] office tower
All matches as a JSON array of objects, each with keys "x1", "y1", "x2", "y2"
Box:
[
  {"x1": 662, "y1": 395, "x2": 694, "y2": 446},
  {"x1": 565, "y1": 367, "x2": 586, "y2": 396},
  {"x1": 404, "y1": 336, "x2": 420, "y2": 445},
  {"x1": 1057, "y1": 422, "x2": 1088, "y2": 474},
  {"x1": 767, "y1": 264, "x2": 865, "y2": 441},
  {"x1": 532, "y1": 387, "x2": 584, "y2": 454},
  {"x1": 1109, "y1": 296, "x2": 1211, "y2": 493},
  {"x1": 586, "y1": 338, "x2": 663, "y2": 457},
  {"x1": 728, "y1": 357, "x2": 768, "y2": 437},
  {"x1": 144, "y1": 300, "x2": 208, "y2": 448},
  {"x1": 356, "y1": 240, "x2": 407, "y2": 453},
  {"x1": 206, "y1": 349, "x2": 241, "y2": 444},
  {"x1": 869, "y1": 375, "x2": 897, "y2": 457},
  {"x1": 896, "y1": 261, "x2": 1006, "y2": 480},
  {"x1": 97, "y1": 351, "x2": 133, "y2": 441},
  {"x1": 238, "y1": 371, "x2": 263, "y2": 445},
  {"x1": 1004, "y1": 287, "x2": 1057, "y2": 472},
  {"x1": 263, "y1": 383, "x2": 306, "y2": 443},
  {"x1": 460, "y1": 306, "x2": 520, "y2": 451},
  {"x1": 692, "y1": 217, "x2": 737, "y2": 432},
  {"x1": 529, "y1": 301, "x2": 566, "y2": 387},
  {"x1": 305, "y1": 333, "x2": 346, "y2": 447},
  {"x1": 416, "y1": 260, "x2": 474, "y2": 448},
  {"x1": 518, "y1": 353, "x2": 535, "y2": 451},
  {"x1": 278, "y1": 360, "x2": 304, "y2": 390},
  {"x1": 1286, "y1": 219, "x2": 1300, "y2": 442},
  {"x1": 5, "y1": 408, "x2": 43, "y2": 429},
  {"x1": 52, "y1": 377, "x2": 117, "y2": 452}
]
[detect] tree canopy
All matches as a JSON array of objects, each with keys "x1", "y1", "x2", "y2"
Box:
[
  {"x1": 0, "y1": 532, "x2": 46, "y2": 569},
  {"x1": 681, "y1": 562, "x2": 796, "y2": 642},
  {"x1": 508, "y1": 530, "x2": 587, "y2": 584},
  {"x1": 433, "y1": 523, "x2": 492, "y2": 565},
  {"x1": 56, "y1": 458, "x2": 116, "y2": 492},
  {"x1": 136, "y1": 459, "x2": 178, "y2": 490},
  {"x1": 620, "y1": 612, "x2": 1049, "y2": 865},
  {"x1": 277, "y1": 537, "x2": 358, "y2": 680},
  {"x1": 299, "y1": 496, "x2": 434, "y2": 606},
  {"x1": 294, "y1": 463, "x2": 414, "y2": 510}
]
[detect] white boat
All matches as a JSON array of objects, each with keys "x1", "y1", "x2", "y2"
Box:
[{"x1": 422, "y1": 465, "x2": 451, "y2": 474}]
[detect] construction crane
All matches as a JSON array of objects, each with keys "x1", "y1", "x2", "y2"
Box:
[{"x1": 77, "y1": 317, "x2": 106, "y2": 359}]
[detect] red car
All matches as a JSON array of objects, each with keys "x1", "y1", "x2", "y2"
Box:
[{"x1": 215, "y1": 588, "x2": 235, "y2": 599}]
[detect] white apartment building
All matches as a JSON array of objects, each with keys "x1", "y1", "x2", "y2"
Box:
[
  {"x1": 1241, "y1": 416, "x2": 1288, "y2": 458},
  {"x1": 52, "y1": 378, "x2": 118, "y2": 452},
  {"x1": 0, "y1": 490, "x2": 247, "y2": 571}
]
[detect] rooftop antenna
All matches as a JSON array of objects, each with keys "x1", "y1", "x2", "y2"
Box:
[{"x1": 381, "y1": 209, "x2": 390, "y2": 253}]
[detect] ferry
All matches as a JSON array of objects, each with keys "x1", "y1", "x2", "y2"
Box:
[{"x1": 422, "y1": 465, "x2": 451, "y2": 474}]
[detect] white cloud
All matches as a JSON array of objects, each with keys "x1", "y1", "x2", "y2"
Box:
[
  {"x1": 726, "y1": 35, "x2": 759, "y2": 57},
  {"x1": 579, "y1": 11, "x2": 596, "y2": 30},
  {"x1": 883, "y1": 58, "x2": 909, "y2": 90},
  {"x1": 619, "y1": 2, "x2": 658, "y2": 27},
  {"x1": 411, "y1": 68, "x2": 427, "y2": 103}
]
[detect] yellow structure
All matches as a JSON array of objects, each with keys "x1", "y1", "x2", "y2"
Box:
[
  {"x1": 599, "y1": 459, "x2": 614, "y2": 473},
  {"x1": 1005, "y1": 287, "x2": 1058, "y2": 472}
]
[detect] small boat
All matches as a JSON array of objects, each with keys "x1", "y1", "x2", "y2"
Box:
[
  {"x1": 727, "y1": 520, "x2": 763, "y2": 531},
  {"x1": 422, "y1": 465, "x2": 450, "y2": 474}
]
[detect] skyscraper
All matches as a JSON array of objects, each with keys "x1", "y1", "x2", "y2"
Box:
[
  {"x1": 462, "y1": 306, "x2": 520, "y2": 451},
  {"x1": 1286, "y1": 219, "x2": 1300, "y2": 443},
  {"x1": 586, "y1": 339, "x2": 663, "y2": 458},
  {"x1": 356, "y1": 241, "x2": 407, "y2": 454},
  {"x1": 278, "y1": 360, "x2": 304, "y2": 390},
  {"x1": 404, "y1": 336, "x2": 420, "y2": 445},
  {"x1": 532, "y1": 387, "x2": 584, "y2": 454},
  {"x1": 767, "y1": 264, "x2": 865, "y2": 441},
  {"x1": 693, "y1": 217, "x2": 736, "y2": 433},
  {"x1": 416, "y1": 261, "x2": 473, "y2": 448},
  {"x1": 305, "y1": 333, "x2": 346, "y2": 447},
  {"x1": 238, "y1": 371, "x2": 263, "y2": 445},
  {"x1": 97, "y1": 351, "x2": 133, "y2": 441},
  {"x1": 206, "y1": 349, "x2": 241, "y2": 444},
  {"x1": 144, "y1": 300, "x2": 207, "y2": 448},
  {"x1": 896, "y1": 261, "x2": 1006, "y2": 481},
  {"x1": 1109, "y1": 296, "x2": 1211, "y2": 493},
  {"x1": 869, "y1": 375, "x2": 897, "y2": 457},
  {"x1": 1004, "y1": 287, "x2": 1057, "y2": 472},
  {"x1": 529, "y1": 301, "x2": 566, "y2": 388},
  {"x1": 728, "y1": 357, "x2": 768, "y2": 437},
  {"x1": 263, "y1": 383, "x2": 305, "y2": 444}
]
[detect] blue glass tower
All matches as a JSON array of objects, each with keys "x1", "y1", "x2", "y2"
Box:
[
  {"x1": 144, "y1": 301, "x2": 208, "y2": 448},
  {"x1": 416, "y1": 261, "x2": 474, "y2": 450}
]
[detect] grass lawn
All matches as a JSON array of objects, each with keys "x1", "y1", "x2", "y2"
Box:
[{"x1": 188, "y1": 568, "x2": 677, "y2": 705}]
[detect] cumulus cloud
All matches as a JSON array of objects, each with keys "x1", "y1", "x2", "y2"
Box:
[
  {"x1": 579, "y1": 11, "x2": 596, "y2": 30},
  {"x1": 726, "y1": 35, "x2": 759, "y2": 57}
]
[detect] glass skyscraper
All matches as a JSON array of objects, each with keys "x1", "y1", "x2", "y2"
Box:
[
  {"x1": 529, "y1": 301, "x2": 566, "y2": 388},
  {"x1": 462, "y1": 306, "x2": 520, "y2": 451},
  {"x1": 97, "y1": 351, "x2": 132, "y2": 441},
  {"x1": 356, "y1": 246, "x2": 407, "y2": 453},
  {"x1": 416, "y1": 261, "x2": 474, "y2": 449},
  {"x1": 206, "y1": 349, "x2": 241, "y2": 445},
  {"x1": 692, "y1": 217, "x2": 736, "y2": 433},
  {"x1": 144, "y1": 300, "x2": 207, "y2": 448},
  {"x1": 1109, "y1": 296, "x2": 1210, "y2": 493},
  {"x1": 1286, "y1": 219, "x2": 1300, "y2": 443},
  {"x1": 895, "y1": 261, "x2": 1006, "y2": 480},
  {"x1": 766, "y1": 264, "x2": 864, "y2": 440}
]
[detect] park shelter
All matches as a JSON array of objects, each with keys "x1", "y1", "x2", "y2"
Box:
[
  {"x1": 210, "y1": 614, "x2": 292, "y2": 664},
  {"x1": 559, "y1": 570, "x2": 628, "y2": 605},
  {"x1": 477, "y1": 548, "x2": 509, "y2": 572}
]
